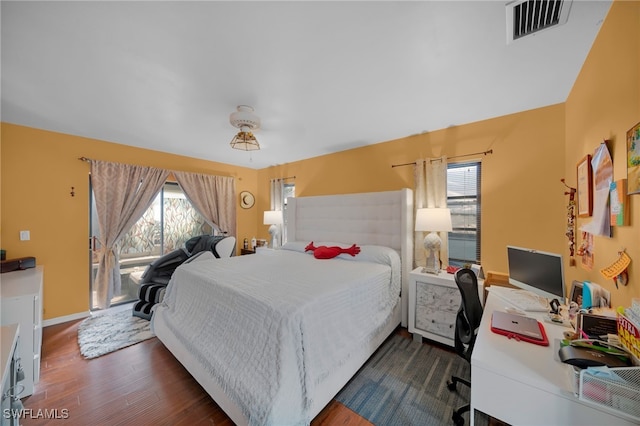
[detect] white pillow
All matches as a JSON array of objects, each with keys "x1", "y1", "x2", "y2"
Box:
[
  {"x1": 280, "y1": 241, "x2": 309, "y2": 253},
  {"x1": 339, "y1": 245, "x2": 400, "y2": 267}
]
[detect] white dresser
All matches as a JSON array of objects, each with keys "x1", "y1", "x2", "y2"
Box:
[
  {"x1": 408, "y1": 267, "x2": 483, "y2": 347},
  {"x1": 1, "y1": 324, "x2": 21, "y2": 426},
  {"x1": 0, "y1": 267, "x2": 43, "y2": 397}
]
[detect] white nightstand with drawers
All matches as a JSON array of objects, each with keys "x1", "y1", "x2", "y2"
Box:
[{"x1": 408, "y1": 267, "x2": 483, "y2": 347}]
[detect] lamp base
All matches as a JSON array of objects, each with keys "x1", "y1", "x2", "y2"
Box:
[
  {"x1": 423, "y1": 232, "x2": 442, "y2": 275},
  {"x1": 268, "y1": 224, "x2": 279, "y2": 249},
  {"x1": 423, "y1": 252, "x2": 441, "y2": 275},
  {"x1": 422, "y1": 267, "x2": 441, "y2": 275}
]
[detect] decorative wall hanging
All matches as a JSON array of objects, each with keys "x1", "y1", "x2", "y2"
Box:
[
  {"x1": 561, "y1": 179, "x2": 577, "y2": 266},
  {"x1": 239, "y1": 191, "x2": 255, "y2": 209},
  {"x1": 576, "y1": 154, "x2": 593, "y2": 217},
  {"x1": 600, "y1": 249, "x2": 631, "y2": 289},
  {"x1": 610, "y1": 179, "x2": 630, "y2": 226},
  {"x1": 576, "y1": 231, "x2": 594, "y2": 271},
  {"x1": 579, "y1": 143, "x2": 613, "y2": 237},
  {"x1": 627, "y1": 121, "x2": 640, "y2": 194}
]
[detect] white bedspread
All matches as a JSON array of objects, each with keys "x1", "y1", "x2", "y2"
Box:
[{"x1": 153, "y1": 244, "x2": 400, "y2": 425}]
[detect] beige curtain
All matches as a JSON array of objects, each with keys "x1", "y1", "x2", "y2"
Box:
[
  {"x1": 91, "y1": 160, "x2": 170, "y2": 310},
  {"x1": 270, "y1": 178, "x2": 285, "y2": 245},
  {"x1": 414, "y1": 156, "x2": 449, "y2": 268},
  {"x1": 173, "y1": 171, "x2": 236, "y2": 237}
]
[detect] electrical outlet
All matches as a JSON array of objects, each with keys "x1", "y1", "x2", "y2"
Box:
[{"x1": 20, "y1": 230, "x2": 30, "y2": 241}]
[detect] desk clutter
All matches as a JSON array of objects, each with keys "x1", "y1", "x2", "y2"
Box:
[{"x1": 557, "y1": 298, "x2": 640, "y2": 421}]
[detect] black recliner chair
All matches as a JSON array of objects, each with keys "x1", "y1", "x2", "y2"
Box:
[
  {"x1": 132, "y1": 234, "x2": 235, "y2": 320},
  {"x1": 447, "y1": 268, "x2": 484, "y2": 426}
]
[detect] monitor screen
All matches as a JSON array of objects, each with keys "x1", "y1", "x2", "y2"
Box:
[{"x1": 507, "y1": 246, "x2": 566, "y2": 301}]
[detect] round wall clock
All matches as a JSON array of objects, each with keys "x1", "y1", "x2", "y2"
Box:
[{"x1": 239, "y1": 191, "x2": 255, "y2": 209}]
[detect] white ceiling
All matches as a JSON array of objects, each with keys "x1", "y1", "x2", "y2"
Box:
[{"x1": 1, "y1": 1, "x2": 612, "y2": 169}]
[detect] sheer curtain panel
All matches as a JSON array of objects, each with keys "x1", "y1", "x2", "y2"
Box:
[
  {"x1": 414, "y1": 156, "x2": 449, "y2": 268},
  {"x1": 173, "y1": 171, "x2": 236, "y2": 236},
  {"x1": 91, "y1": 160, "x2": 170, "y2": 309}
]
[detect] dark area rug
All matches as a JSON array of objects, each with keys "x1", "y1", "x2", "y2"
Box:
[{"x1": 336, "y1": 333, "x2": 489, "y2": 425}]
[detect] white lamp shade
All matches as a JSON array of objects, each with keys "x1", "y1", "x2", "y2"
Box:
[
  {"x1": 263, "y1": 210, "x2": 283, "y2": 225},
  {"x1": 415, "y1": 208, "x2": 453, "y2": 232}
]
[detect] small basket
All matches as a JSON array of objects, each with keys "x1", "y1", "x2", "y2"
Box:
[
  {"x1": 579, "y1": 367, "x2": 640, "y2": 421},
  {"x1": 568, "y1": 365, "x2": 581, "y2": 396}
]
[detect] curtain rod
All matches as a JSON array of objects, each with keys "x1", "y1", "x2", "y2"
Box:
[
  {"x1": 390, "y1": 149, "x2": 493, "y2": 168},
  {"x1": 81, "y1": 156, "x2": 295, "y2": 181}
]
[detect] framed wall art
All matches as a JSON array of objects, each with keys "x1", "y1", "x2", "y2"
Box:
[
  {"x1": 627, "y1": 121, "x2": 640, "y2": 195},
  {"x1": 576, "y1": 154, "x2": 593, "y2": 217}
]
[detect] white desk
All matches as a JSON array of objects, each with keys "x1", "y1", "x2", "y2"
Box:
[{"x1": 471, "y1": 291, "x2": 637, "y2": 425}]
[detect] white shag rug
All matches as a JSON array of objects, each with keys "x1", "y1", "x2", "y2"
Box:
[{"x1": 77, "y1": 309, "x2": 154, "y2": 359}]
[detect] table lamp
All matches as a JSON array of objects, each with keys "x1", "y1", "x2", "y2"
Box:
[
  {"x1": 263, "y1": 210, "x2": 283, "y2": 248},
  {"x1": 415, "y1": 208, "x2": 452, "y2": 274}
]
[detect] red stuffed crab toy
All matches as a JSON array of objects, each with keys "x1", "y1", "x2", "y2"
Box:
[{"x1": 305, "y1": 242, "x2": 361, "y2": 259}]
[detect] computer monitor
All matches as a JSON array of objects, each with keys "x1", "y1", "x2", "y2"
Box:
[{"x1": 507, "y1": 246, "x2": 566, "y2": 302}]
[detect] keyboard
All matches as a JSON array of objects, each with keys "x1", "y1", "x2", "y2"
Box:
[{"x1": 489, "y1": 286, "x2": 550, "y2": 312}]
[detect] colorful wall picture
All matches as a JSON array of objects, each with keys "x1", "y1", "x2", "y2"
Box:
[
  {"x1": 577, "y1": 231, "x2": 594, "y2": 271},
  {"x1": 610, "y1": 179, "x2": 630, "y2": 226},
  {"x1": 627, "y1": 121, "x2": 640, "y2": 194}
]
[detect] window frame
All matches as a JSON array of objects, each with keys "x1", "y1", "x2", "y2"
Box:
[{"x1": 447, "y1": 161, "x2": 482, "y2": 266}]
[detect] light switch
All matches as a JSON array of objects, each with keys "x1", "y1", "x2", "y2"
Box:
[{"x1": 20, "y1": 230, "x2": 30, "y2": 241}]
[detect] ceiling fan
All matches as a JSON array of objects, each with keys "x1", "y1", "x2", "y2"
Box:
[{"x1": 229, "y1": 105, "x2": 261, "y2": 151}]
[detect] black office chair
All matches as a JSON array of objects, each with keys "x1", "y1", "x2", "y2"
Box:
[{"x1": 447, "y1": 268, "x2": 484, "y2": 426}]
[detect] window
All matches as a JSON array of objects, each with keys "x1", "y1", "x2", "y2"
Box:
[
  {"x1": 447, "y1": 162, "x2": 481, "y2": 267},
  {"x1": 90, "y1": 182, "x2": 212, "y2": 309}
]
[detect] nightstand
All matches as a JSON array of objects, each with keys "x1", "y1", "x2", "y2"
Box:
[{"x1": 408, "y1": 267, "x2": 483, "y2": 347}]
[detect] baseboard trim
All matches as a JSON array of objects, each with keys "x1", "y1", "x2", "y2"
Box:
[{"x1": 43, "y1": 311, "x2": 90, "y2": 327}]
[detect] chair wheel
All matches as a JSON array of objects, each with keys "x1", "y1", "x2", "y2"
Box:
[
  {"x1": 452, "y1": 411, "x2": 465, "y2": 426},
  {"x1": 447, "y1": 379, "x2": 457, "y2": 391}
]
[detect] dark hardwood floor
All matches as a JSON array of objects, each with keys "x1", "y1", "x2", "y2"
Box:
[{"x1": 20, "y1": 318, "x2": 380, "y2": 426}]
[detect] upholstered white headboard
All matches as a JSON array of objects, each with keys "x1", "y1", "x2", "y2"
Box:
[{"x1": 286, "y1": 189, "x2": 413, "y2": 326}]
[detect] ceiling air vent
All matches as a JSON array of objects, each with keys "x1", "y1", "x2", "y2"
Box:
[{"x1": 506, "y1": 0, "x2": 572, "y2": 43}]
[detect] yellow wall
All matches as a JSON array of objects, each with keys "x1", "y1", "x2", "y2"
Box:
[
  {"x1": 258, "y1": 104, "x2": 567, "y2": 275},
  {"x1": 1, "y1": 0, "x2": 638, "y2": 321},
  {"x1": 564, "y1": 0, "x2": 640, "y2": 307},
  {"x1": 0, "y1": 124, "x2": 258, "y2": 319}
]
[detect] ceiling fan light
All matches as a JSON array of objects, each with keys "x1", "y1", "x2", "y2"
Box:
[{"x1": 230, "y1": 129, "x2": 260, "y2": 151}]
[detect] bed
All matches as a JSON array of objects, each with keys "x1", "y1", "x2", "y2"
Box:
[{"x1": 152, "y1": 189, "x2": 413, "y2": 425}]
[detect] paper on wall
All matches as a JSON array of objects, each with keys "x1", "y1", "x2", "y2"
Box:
[{"x1": 580, "y1": 143, "x2": 613, "y2": 237}]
